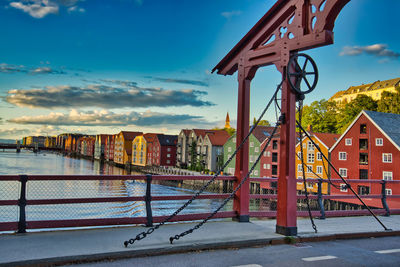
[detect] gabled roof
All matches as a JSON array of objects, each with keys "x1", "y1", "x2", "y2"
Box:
[
  {"x1": 158, "y1": 134, "x2": 177, "y2": 146},
  {"x1": 363, "y1": 110, "x2": 400, "y2": 150},
  {"x1": 253, "y1": 126, "x2": 279, "y2": 143},
  {"x1": 312, "y1": 132, "x2": 341, "y2": 149},
  {"x1": 192, "y1": 129, "x2": 222, "y2": 138},
  {"x1": 206, "y1": 131, "x2": 230, "y2": 146},
  {"x1": 143, "y1": 133, "x2": 160, "y2": 143},
  {"x1": 180, "y1": 129, "x2": 191, "y2": 137},
  {"x1": 121, "y1": 131, "x2": 142, "y2": 141},
  {"x1": 330, "y1": 110, "x2": 400, "y2": 152}
]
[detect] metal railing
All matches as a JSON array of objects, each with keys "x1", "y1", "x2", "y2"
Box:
[{"x1": 0, "y1": 175, "x2": 399, "y2": 233}]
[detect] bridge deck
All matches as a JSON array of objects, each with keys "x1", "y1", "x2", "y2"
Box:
[{"x1": 1, "y1": 215, "x2": 399, "y2": 266}]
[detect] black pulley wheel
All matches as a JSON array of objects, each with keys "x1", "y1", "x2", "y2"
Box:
[{"x1": 287, "y1": 53, "x2": 318, "y2": 96}]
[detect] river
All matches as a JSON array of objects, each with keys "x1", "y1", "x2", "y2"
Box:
[{"x1": 0, "y1": 150, "x2": 235, "y2": 224}]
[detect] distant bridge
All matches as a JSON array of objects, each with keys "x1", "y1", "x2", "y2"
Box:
[{"x1": 0, "y1": 143, "x2": 62, "y2": 152}]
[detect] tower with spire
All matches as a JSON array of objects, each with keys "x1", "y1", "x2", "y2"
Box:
[{"x1": 225, "y1": 112, "x2": 230, "y2": 129}]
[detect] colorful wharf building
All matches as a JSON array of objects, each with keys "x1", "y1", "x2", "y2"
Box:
[
  {"x1": 224, "y1": 126, "x2": 276, "y2": 178},
  {"x1": 295, "y1": 130, "x2": 340, "y2": 194},
  {"x1": 330, "y1": 110, "x2": 400, "y2": 201},
  {"x1": 114, "y1": 131, "x2": 143, "y2": 166}
]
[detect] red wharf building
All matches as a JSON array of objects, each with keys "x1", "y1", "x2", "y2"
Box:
[
  {"x1": 153, "y1": 135, "x2": 178, "y2": 167},
  {"x1": 330, "y1": 110, "x2": 400, "y2": 199}
]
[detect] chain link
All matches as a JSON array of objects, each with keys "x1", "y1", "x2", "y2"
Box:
[
  {"x1": 124, "y1": 80, "x2": 284, "y2": 247},
  {"x1": 298, "y1": 99, "x2": 318, "y2": 233}
]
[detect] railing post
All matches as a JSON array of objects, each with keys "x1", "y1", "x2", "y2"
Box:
[
  {"x1": 17, "y1": 175, "x2": 28, "y2": 233},
  {"x1": 317, "y1": 179, "x2": 325, "y2": 219},
  {"x1": 381, "y1": 180, "x2": 390, "y2": 217},
  {"x1": 145, "y1": 174, "x2": 153, "y2": 227}
]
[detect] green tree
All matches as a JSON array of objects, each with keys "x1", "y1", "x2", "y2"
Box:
[
  {"x1": 377, "y1": 90, "x2": 400, "y2": 114},
  {"x1": 253, "y1": 117, "x2": 271, "y2": 126},
  {"x1": 212, "y1": 127, "x2": 236, "y2": 136},
  {"x1": 337, "y1": 94, "x2": 378, "y2": 133},
  {"x1": 298, "y1": 99, "x2": 339, "y2": 133},
  {"x1": 189, "y1": 141, "x2": 197, "y2": 170}
]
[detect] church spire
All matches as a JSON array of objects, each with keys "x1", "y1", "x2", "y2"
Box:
[{"x1": 225, "y1": 112, "x2": 230, "y2": 129}]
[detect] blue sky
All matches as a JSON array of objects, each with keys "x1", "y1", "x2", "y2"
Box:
[{"x1": 0, "y1": 0, "x2": 399, "y2": 139}]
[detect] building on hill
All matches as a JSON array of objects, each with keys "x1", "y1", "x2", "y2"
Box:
[
  {"x1": 330, "y1": 77, "x2": 400, "y2": 105},
  {"x1": 329, "y1": 110, "x2": 400, "y2": 204},
  {"x1": 295, "y1": 129, "x2": 340, "y2": 195}
]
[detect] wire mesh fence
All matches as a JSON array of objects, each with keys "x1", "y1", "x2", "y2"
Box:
[
  {"x1": 0, "y1": 181, "x2": 19, "y2": 222},
  {"x1": 21, "y1": 177, "x2": 235, "y2": 222}
]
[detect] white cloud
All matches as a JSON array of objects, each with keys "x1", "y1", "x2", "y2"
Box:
[
  {"x1": 8, "y1": 109, "x2": 214, "y2": 127},
  {"x1": 6, "y1": 84, "x2": 214, "y2": 109},
  {"x1": 221, "y1": 10, "x2": 241, "y2": 19},
  {"x1": 340, "y1": 44, "x2": 400, "y2": 60},
  {"x1": 9, "y1": 0, "x2": 84, "y2": 18},
  {"x1": 10, "y1": 1, "x2": 59, "y2": 18}
]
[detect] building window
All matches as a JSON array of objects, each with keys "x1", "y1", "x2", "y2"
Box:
[
  {"x1": 249, "y1": 155, "x2": 254, "y2": 163},
  {"x1": 307, "y1": 141, "x2": 314, "y2": 151},
  {"x1": 383, "y1": 171, "x2": 393, "y2": 181},
  {"x1": 266, "y1": 164, "x2": 271, "y2": 169},
  {"x1": 297, "y1": 152, "x2": 302, "y2": 160},
  {"x1": 359, "y1": 139, "x2": 368, "y2": 150},
  {"x1": 233, "y1": 138, "x2": 236, "y2": 143},
  {"x1": 316, "y1": 152, "x2": 322, "y2": 161},
  {"x1": 376, "y1": 138, "x2": 383, "y2": 146},
  {"x1": 358, "y1": 185, "x2": 370, "y2": 195},
  {"x1": 167, "y1": 147, "x2": 171, "y2": 152},
  {"x1": 297, "y1": 164, "x2": 303, "y2": 172},
  {"x1": 272, "y1": 140, "x2": 278, "y2": 150},
  {"x1": 306, "y1": 165, "x2": 312, "y2": 173},
  {"x1": 228, "y1": 147, "x2": 232, "y2": 153},
  {"x1": 345, "y1": 138, "x2": 352, "y2": 146},
  {"x1": 255, "y1": 147, "x2": 259, "y2": 153},
  {"x1": 382, "y1": 153, "x2": 392, "y2": 163},
  {"x1": 307, "y1": 153, "x2": 315, "y2": 163},
  {"x1": 359, "y1": 153, "x2": 368, "y2": 165},
  {"x1": 263, "y1": 164, "x2": 267, "y2": 169},
  {"x1": 340, "y1": 184, "x2": 348, "y2": 192},
  {"x1": 167, "y1": 154, "x2": 171, "y2": 158},
  {"x1": 339, "y1": 168, "x2": 347, "y2": 177},
  {"x1": 316, "y1": 166, "x2": 323, "y2": 174},
  {"x1": 339, "y1": 152, "x2": 347, "y2": 160},
  {"x1": 263, "y1": 151, "x2": 267, "y2": 157},
  {"x1": 254, "y1": 170, "x2": 258, "y2": 176},
  {"x1": 359, "y1": 169, "x2": 368, "y2": 179},
  {"x1": 272, "y1": 152, "x2": 278, "y2": 162},
  {"x1": 250, "y1": 142, "x2": 254, "y2": 147},
  {"x1": 385, "y1": 189, "x2": 392, "y2": 195},
  {"x1": 272, "y1": 165, "x2": 278, "y2": 175},
  {"x1": 360, "y1": 124, "x2": 367, "y2": 134},
  {"x1": 267, "y1": 151, "x2": 271, "y2": 157}
]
